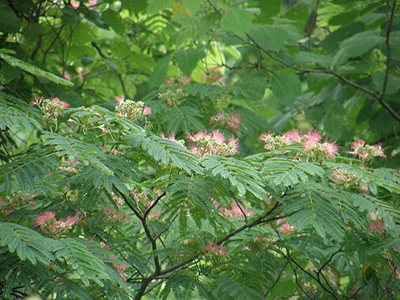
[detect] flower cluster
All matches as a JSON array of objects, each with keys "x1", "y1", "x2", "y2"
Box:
[
  {"x1": 102, "y1": 207, "x2": 130, "y2": 223},
  {"x1": 187, "y1": 130, "x2": 239, "y2": 157},
  {"x1": 347, "y1": 140, "x2": 386, "y2": 162},
  {"x1": 1, "y1": 194, "x2": 35, "y2": 217},
  {"x1": 332, "y1": 168, "x2": 361, "y2": 189},
  {"x1": 281, "y1": 222, "x2": 296, "y2": 234},
  {"x1": 114, "y1": 96, "x2": 151, "y2": 120},
  {"x1": 259, "y1": 130, "x2": 339, "y2": 162},
  {"x1": 31, "y1": 97, "x2": 70, "y2": 121},
  {"x1": 259, "y1": 133, "x2": 291, "y2": 151},
  {"x1": 160, "y1": 132, "x2": 186, "y2": 147},
  {"x1": 159, "y1": 76, "x2": 192, "y2": 107},
  {"x1": 217, "y1": 202, "x2": 254, "y2": 218},
  {"x1": 210, "y1": 111, "x2": 241, "y2": 132},
  {"x1": 202, "y1": 68, "x2": 227, "y2": 86},
  {"x1": 204, "y1": 244, "x2": 227, "y2": 255},
  {"x1": 367, "y1": 211, "x2": 385, "y2": 233},
  {"x1": 35, "y1": 212, "x2": 79, "y2": 237}
]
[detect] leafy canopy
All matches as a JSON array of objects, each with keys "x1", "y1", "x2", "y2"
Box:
[{"x1": 1, "y1": 0, "x2": 400, "y2": 299}]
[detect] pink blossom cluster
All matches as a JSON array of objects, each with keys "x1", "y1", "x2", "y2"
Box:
[
  {"x1": 160, "y1": 132, "x2": 186, "y2": 147},
  {"x1": 332, "y1": 168, "x2": 358, "y2": 188},
  {"x1": 164, "y1": 75, "x2": 192, "y2": 86},
  {"x1": 0, "y1": 195, "x2": 35, "y2": 216},
  {"x1": 102, "y1": 207, "x2": 130, "y2": 223},
  {"x1": 71, "y1": 0, "x2": 97, "y2": 8},
  {"x1": 259, "y1": 130, "x2": 339, "y2": 162},
  {"x1": 114, "y1": 96, "x2": 151, "y2": 120},
  {"x1": 202, "y1": 68, "x2": 227, "y2": 86},
  {"x1": 31, "y1": 97, "x2": 70, "y2": 121},
  {"x1": 367, "y1": 212, "x2": 385, "y2": 233},
  {"x1": 259, "y1": 133, "x2": 291, "y2": 151},
  {"x1": 218, "y1": 203, "x2": 255, "y2": 218},
  {"x1": 204, "y1": 244, "x2": 227, "y2": 255},
  {"x1": 130, "y1": 189, "x2": 149, "y2": 206},
  {"x1": 102, "y1": 243, "x2": 130, "y2": 281},
  {"x1": 347, "y1": 140, "x2": 386, "y2": 162},
  {"x1": 280, "y1": 222, "x2": 296, "y2": 233},
  {"x1": 210, "y1": 111, "x2": 242, "y2": 132},
  {"x1": 187, "y1": 130, "x2": 239, "y2": 157},
  {"x1": 35, "y1": 212, "x2": 78, "y2": 237}
]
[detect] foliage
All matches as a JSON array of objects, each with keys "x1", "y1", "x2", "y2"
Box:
[{"x1": 1, "y1": 0, "x2": 400, "y2": 299}]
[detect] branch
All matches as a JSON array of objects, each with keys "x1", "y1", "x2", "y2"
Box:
[
  {"x1": 284, "y1": 250, "x2": 340, "y2": 300},
  {"x1": 380, "y1": 0, "x2": 397, "y2": 99},
  {"x1": 144, "y1": 192, "x2": 166, "y2": 219},
  {"x1": 91, "y1": 42, "x2": 127, "y2": 95}
]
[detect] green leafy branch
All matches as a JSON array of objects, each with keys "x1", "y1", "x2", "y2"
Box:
[{"x1": 206, "y1": 0, "x2": 400, "y2": 122}]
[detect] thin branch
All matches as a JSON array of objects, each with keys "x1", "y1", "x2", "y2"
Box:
[
  {"x1": 144, "y1": 192, "x2": 166, "y2": 219},
  {"x1": 91, "y1": 42, "x2": 127, "y2": 95},
  {"x1": 285, "y1": 251, "x2": 340, "y2": 300},
  {"x1": 317, "y1": 248, "x2": 342, "y2": 276},
  {"x1": 381, "y1": 0, "x2": 397, "y2": 98},
  {"x1": 264, "y1": 261, "x2": 289, "y2": 298}
]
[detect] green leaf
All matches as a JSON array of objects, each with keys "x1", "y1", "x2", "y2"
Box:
[
  {"x1": 176, "y1": 49, "x2": 205, "y2": 76},
  {"x1": 248, "y1": 25, "x2": 289, "y2": 52},
  {"x1": 294, "y1": 52, "x2": 333, "y2": 68},
  {"x1": 0, "y1": 2, "x2": 21, "y2": 33},
  {"x1": 182, "y1": 0, "x2": 202, "y2": 14},
  {"x1": 329, "y1": 11, "x2": 359, "y2": 26},
  {"x1": 334, "y1": 31, "x2": 382, "y2": 64},
  {"x1": 220, "y1": 8, "x2": 254, "y2": 37},
  {"x1": 127, "y1": 54, "x2": 155, "y2": 71},
  {"x1": 320, "y1": 22, "x2": 365, "y2": 53},
  {"x1": 0, "y1": 53, "x2": 74, "y2": 86},
  {"x1": 372, "y1": 71, "x2": 400, "y2": 95},
  {"x1": 254, "y1": 0, "x2": 281, "y2": 24},
  {"x1": 149, "y1": 56, "x2": 172, "y2": 88},
  {"x1": 147, "y1": 0, "x2": 174, "y2": 14},
  {"x1": 270, "y1": 74, "x2": 301, "y2": 106},
  {"x1": 103, "y1": 9, "x2": 126, "y2": 35},
  {"x1": 233, "y1": 71, "x2": 269, "y2": 97}
]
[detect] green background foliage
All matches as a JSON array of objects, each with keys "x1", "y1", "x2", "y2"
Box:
[{"x1": 1, "y1": 0, "x2": 400, "y2": 299}]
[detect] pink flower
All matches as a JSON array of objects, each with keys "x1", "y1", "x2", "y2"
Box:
[
  {"x1": 281, "y1": 222, "x2": 296, "y2": 233},
  {"x1": 35, "y1": 212, "x2": 56, "y2": 226},
  {"x1": 369, "y1": 221, "x2": 385, "y2": 232},
  {"x1": 143, "y1": 106, "x2": 152, "y2": 115},
  {"x1": 51, "y1": 97, "x2": 69, "y2": 109},
  {"x1": 115, "y1": 95, "x2": 125, "y2": 104},
  {"x1": 259, "y1": 133, "x2": 274, "y2": 142},
  {"x1": 396, "y1": 268, "x2": 400, "y2": 280},
  {"x1": 351, "y1": 140, "x2": 365, "y2": 150},
  {"x1": 373, "y1": 145, "x2": 386, "y2": 159},
  {"x1": 204, "y1": 244, "x2": 227, "y2": 255},
  {"x1": 283, "y1": 130, "x2": 301, "y2": 142},
  {"x1": 110, "y1": 254, "x2": 116, "y2": 259},
  {"x1": 165, "y1": 77, "x2": 173, "y2": 84},
  {"x1": 304, "y1": 131, "x2": 322, "y2": 144},
  {"x1": 31, "y1": 97, "x2": 44, "y2": 106},
  {"x1": 187, "y1": 131, "x2": 207, "y2": 142},
  {"x1": 322, "y1": 142, "x2": 339, "y2": 159},
  {"x1": 212, "y1": 130, "x2": 225, "y2": 143},
  {"x1": 64, "y1": 216, "x2": 77, "y2": 226}
]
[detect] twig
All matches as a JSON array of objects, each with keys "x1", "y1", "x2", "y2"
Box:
[{"x1": 380, "y1": 0, "x2": 397, "y2": 99}]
